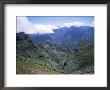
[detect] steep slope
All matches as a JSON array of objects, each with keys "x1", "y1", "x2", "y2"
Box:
[
  {"x1": 16, "y1": 32, "x2": 66, "y2": 74},
  {"x1": 29, "y1": 26, "x2": 94, "y2": 50},
  {"x1": 16, "y1": 32, "x2": 94, "y2": 74}
]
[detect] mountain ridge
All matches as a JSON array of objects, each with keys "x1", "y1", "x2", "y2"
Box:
[
  {"x1": 16, "y1": 26, "x2": 94, "y2": 74},
  {"x1": 29, "y1": 26, "x2": 94, "y2": 50}
]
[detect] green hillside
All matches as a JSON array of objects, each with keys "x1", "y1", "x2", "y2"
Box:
[{"x1": 16, "y1": 32, "x2": 94, "y2": 74}]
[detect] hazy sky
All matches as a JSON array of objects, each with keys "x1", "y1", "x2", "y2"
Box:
[{"x1": 17, "y1": 16, "x2": 94, "y2": 34}]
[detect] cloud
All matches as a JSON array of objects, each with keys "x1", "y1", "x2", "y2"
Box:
[
  {"x1": 64, "y1": 21, "x2": 85, "y2": 27},
  {"x1": 17, "y1": 17, "x2": 94, "y2": 34},
  {"x1": 64, "y1": 21, "x2": 94, "y2": 27},
  {"x1": 89, "y1": 22, "x2": 94, "y2": 27},
  {"x1": 17, "y1": 17, "x2": 58, "y2": 34}
]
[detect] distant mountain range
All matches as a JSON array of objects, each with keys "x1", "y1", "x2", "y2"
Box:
[{"x1": 29, "y1": 26, "x2": 94, "y2": 50}]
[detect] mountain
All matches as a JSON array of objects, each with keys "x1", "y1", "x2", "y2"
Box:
[
  {"x1": 16, "y1": 31, "x2": 94, "y2": 74},
  {"x1": 16, "y1": 32, "x2": 67, "y2": 62},
  {"x1": 16, "y1": 32, "x2": 68, "y2": 74},
  {"x1": 29, "y1": 26, "x2": 94, "y2": 50}
]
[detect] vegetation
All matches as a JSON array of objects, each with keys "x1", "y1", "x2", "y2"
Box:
[{"x1": 16, "y1": 31, "x2": 94, "y2": 74}]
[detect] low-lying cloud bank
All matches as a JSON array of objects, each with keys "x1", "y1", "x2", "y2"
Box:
[
  {"x1": 17, "y1": 17, "x2": 58, "y2": 34},
  {"x1": 17, "y1": 17, "x2": 94, "y2": 34}
]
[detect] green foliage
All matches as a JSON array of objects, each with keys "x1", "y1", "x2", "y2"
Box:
[
  {"x1": 16, "y1": 32, "x2": 94, "y2": 74},
  {"x1": 74, "y1": 40, "x2": 94, "y2": 67}
]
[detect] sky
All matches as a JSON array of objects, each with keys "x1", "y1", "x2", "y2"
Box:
[{"x1": 17, "y1": 16, "x2": 94, "y2": 34}]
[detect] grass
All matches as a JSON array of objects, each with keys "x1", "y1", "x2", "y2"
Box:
[{"x1": 16, "y1": 57, "x2": 60, "y2": 74}]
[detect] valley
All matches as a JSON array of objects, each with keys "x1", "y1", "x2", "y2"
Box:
[{"x1": 16, "y1": 26, "x2": 94, "y2": 74}]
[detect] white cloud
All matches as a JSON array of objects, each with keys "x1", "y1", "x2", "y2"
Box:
[
  {"x1": 17, "y1": 17, "x2": 58, "y2": 34},
  {"x1": 64, "y1": 21, "x2": 94, "y2": 27},
  {"x1": 64, "y1": 21, "x2": 85, "y2": 27},
  {"x1": 89, "y1": 22, "x2": 94, "y2": 27},
  {"x1": 17, "y1": 17, "x2": 94, "y2": 34}
]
